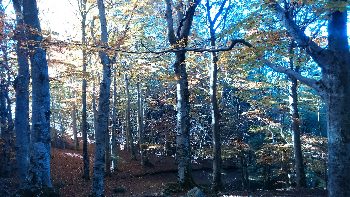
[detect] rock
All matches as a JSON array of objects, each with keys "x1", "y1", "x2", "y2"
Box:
[{"x1": 186, "y1": 187, "x2": 205, "y2": 197}]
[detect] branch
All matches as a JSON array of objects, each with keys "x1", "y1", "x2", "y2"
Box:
[
  {"x1": 260, "y1": 58, "x2": 325, "y2": 94},
  {"x1": 212, "y1": 0, "x2": 228, "y2": 25},
  {"x1": 164, "y1": 0, "x2": 177, "y2": 45},
  {"x1": 141, "y1": 39, "x2": 252, "y2": 53},
  {"x1": 272, "y1": 3, "x2": 333, "y2": 69},
  {"x1": 45, "y1": 38, "x2": 251, "y2": 55}
]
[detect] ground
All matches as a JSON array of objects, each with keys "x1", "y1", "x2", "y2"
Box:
[
  {"x1": 50, "y1": 147, "x2": 326, "y2": 197},
  {"x1": 0, "y1": 145, "x2": 327, "y2": 196}
]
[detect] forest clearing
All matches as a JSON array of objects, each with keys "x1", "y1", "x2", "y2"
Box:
[{"x1": 0, "y1": 0, "x2": 349, "y2": 196}]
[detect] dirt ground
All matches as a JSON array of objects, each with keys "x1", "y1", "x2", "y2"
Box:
[
  {"x1": 50, "y1": 147, "x2": 326, "y2": 197},
  {"x1": 0, "y1": 146, "x2": 327, "y2": 197}
]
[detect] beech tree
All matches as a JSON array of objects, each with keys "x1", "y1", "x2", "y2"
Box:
[
  {"x1": 92, "y1": 0, "x2": 112, "y2": 195},
  {"x1": 22, "y1": 0, "x2": 52, "y2": 188},
  {"x1": 164, "y1": 0, "x2": 201, "y2": 187},
  {"x1": 261, "y1": 1, "x2": 349, "y2": 196}
]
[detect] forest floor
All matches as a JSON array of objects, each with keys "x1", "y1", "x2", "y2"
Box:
[
  {"x1": 49, "y1": 146, "x2": 326, "y2": 197},
  {"x1": 0, "y1": 145, "x2": 327, "y2": 197}
]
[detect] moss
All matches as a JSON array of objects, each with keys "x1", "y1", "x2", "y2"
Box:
[
  {"x1": 18, "y1": 187, "x2": 60, "y2": 197},
  {"x1": 113, "y1": 186, "x2": 126, "y2": 193}
]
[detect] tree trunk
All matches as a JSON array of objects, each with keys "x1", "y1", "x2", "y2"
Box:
[
  {"x1": 174, "y1": 52, "x2": 193, "y2": 186},
  {"x1": 111, "y1": 68, "x2": 118, "y2": 171},
  {"x1": 288, "y1": 42, "x2": 306, "y2": 188},
  {"x1": 137, "y1": 82, "x2": 147, "y2": 165},
  {"x1": 0, "y1": 79, "x2": 10, "y2": 177},
  {"x1": 80, "y1": 0, "x2": 90, "y2": 180},
  {"x1": 210, "y1": 50, "x2": 222, "y2": 191},
  {"x1": 124, "y1": 73, "x2": 135, "y2": 159},
  {"x1": 105, "y1": 123, "x2": 111, "y2": 176},
  {"x1": 92, "y1": 0, "x2": 111, "y2": 195},
  {"x1": 92, "y1": 76, "x2": 98, "y2": 140},
  {"x1": 164, "y1": 0, "x2": 200, "y2": 187},
  {"x1": 72, "y1": 103, "x2": 78, "y2": 150},
  {"x1": 13, "y1": 0, "x2": 30, "y2": 186},
  {"x1": 23, "y1": 0, "x2": 52, "y2": 188},
  {"x1": 269, "y1": 2, "x2": 350, "y2": 196}
]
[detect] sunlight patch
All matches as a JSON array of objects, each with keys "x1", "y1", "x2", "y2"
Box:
[{"x1": 64, "y1": 152, "x2": 83, "y2": 159}]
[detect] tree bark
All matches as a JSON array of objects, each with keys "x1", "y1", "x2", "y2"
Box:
[
  {"x1": 79, "y1": 0, "x2": 90, "y2": 180},
  {"x1": 12, "y1": 0, "x2": 30, "y2": 185},
  {"x1": 111, "y1": 68, "x2": 118, "y2": 171},
  {"x1": 72, "y1": 103, "x2": 78, "y2": 150},
  {"x1": 265, "y1": 2, "x2": 350, "y2": 196},
  {"x1": 288, "y1": 42, "x2": 306, "y2": 188},
  {"x1": 105, "y1": 122, "x2": 111, "y2": 176},
  {"x1": 23, "y1": 0, "x2": 52, "y2": 188},
  {"x1": 164, "y1": 0, "x2": 200, "y2": 187},
  {"x1": 205, "y1": 0, "x2": 224, "y2": 191},
  {"x1": 92, "y1": 0, "x2": 112, "y2": 195},
  {"x1": 124, "y1": 73, "x2": 136, "y2": 159},
  {"x1": 137, "y1": 81, "x2": 147, "y2": 165}
]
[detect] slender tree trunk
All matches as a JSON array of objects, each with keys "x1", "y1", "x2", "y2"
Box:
[
  {"x1": 23, "y1": 0, "x2": 52, "y2": 188},
  {"x1": 289, "y1": 42, "x2": 306, "y2": 188},
  {"x1": 72, "y1": 103, "x2": 78, "y2": 150},
  {"x1": 12, "y1": 0, "x2": 30, "y2": 186},
  {"x1": 80, "y1": 0, "x2": 90, "y2": 179},
  {"x1": 174, "y1": 52, "x2": 193, "y2": 186},
  {"x1": 205, "y1": 0, "x2": 223, "y2": 190},
  {"x1": 124, "y1": 74, "x2": 135, "y2": 159},
  {"x1": 105, "y1": 123, "x2": 111, "y2": 176},
  {"x1": 210, "y1": 50, "x2": 222, "y2": 191},
  {"x1": 163, "y1": 0, "x2": 200, "y2": 187},
  {"x1": 111, "y1": 68, "x2": 118, "y2": 171},
  {"x1": 92, "y1": 77, "x2": 98, "y2": 140},
  {"x1": 0, "y1": 42, "x2": 12, "y2": 178},
  {"x1": 0, "y1": 79, "x2": 9, "y2": 177},
  {"x1": 137, "y1": 82, "x2": 147, "y2": 165},
  {"x1": 92, "y1": 0, "x2": 112, "y2": 195}
]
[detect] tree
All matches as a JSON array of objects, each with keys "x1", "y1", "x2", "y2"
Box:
[
  {"x1": 261, "y1": 1, "x2": 349, "y2": 196},
  {"x1": 92, "y1": 0, "x2": 112, "y2": 195},
  {"x1": 137, "y1": 80, "x2": 147, "y2": 165},
  {"x1": 111, "y1": 67, "x2": 118, "y2": 171},
  {"x1": 23, "y1": 0, "x2": 52, "y2": 188},
  {"x1": 124, "y1": 72, "x2": 136, "y2": 159},
  {"x1": 288, "y1": 41, "x2": 306, "y2": 188},
  {"x1": 205, "y1": 0, "x2": 229, "y2": 190},
  {"x1": 77, "y1": 0, "x2": 93, "y2": 180},
  {"x1": 164, "y1": 0, "x2": 201, "y2": 187}
]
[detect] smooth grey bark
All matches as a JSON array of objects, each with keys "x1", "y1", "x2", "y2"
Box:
[
  {"x1": 264, "y1": 2, "x2": 350, "y2": 196},
  {"x1": 92, "y1": 77, "x2": 98, "y2": 139},
  {"x1": 23, "y1": 0, "x2": 52, "y2": 188},
  {"x1": 0, "y1": 77, "x2": 10, "y2": 177},
  {"x1": 205, "y1": 0, "x2": 227, "y2": 191},
  {"x1": 71, "y1": 103, "x2": 78, "y2": 150},
  {"x1": 92, "y1": 0, "x2": 112, "y2": 195},
  {"x1": 164, "y1": 0, "x2": 200, "y2": 187},
  {"x1": 105, "y1": 122, "x2": 111, "y2": 176},
  {"x1": 78, "y1": 0, "x2": 90, "y2": 180},
  {"x1": 288, "y1": 42, "x2": 306, "y2": 188},
  {"x1": 124, "y1": 73, "x2": 136, "y2": 159},
  {"x1": 137, "y1": 81, "x2": 147, "y2": 165},
  {"x1": 0, "y1": 39, "x2": 12, "y2": 177},
  {"x1": 111, "y1": 68, "x2": 118, "y2": 171}
]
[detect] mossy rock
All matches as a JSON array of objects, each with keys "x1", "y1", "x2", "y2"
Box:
[
  {"x1": 18, "y1": 187, "x2": 60, "y2": 197},
  {"x1": 162, "y1": 182, "x2": 182, "y2": 195},
  {"x1": 113, "y1": 186, "x2": 126, "y2": 193}
]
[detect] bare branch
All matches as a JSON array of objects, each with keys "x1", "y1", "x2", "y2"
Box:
[
  {"x1": 164, "y1": 0, "x2": 177, "y2": 45},
  {"x1": 272, "y1": 3, "x2": 333, "y2": 69},
  {"x1": 212, "y1": 0, "x2": 228, "y2": 25},
  {"x1": 260, "y1": 58, "x2": 325, "y2": 94}
]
